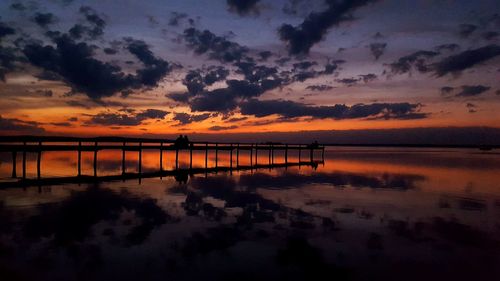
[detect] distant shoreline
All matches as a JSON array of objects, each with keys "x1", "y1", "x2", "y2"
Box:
[{"x1": 0, "y1": 135, "x2": 497, "y2": 149}]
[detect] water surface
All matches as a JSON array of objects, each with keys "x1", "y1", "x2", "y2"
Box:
[{"x1": 0, "y1": 147, "x2": 499, "y2": 281}]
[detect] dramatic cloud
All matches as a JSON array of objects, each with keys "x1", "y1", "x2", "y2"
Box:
[
  {"x1": 278, "y1": 0, "x2": 379, "y2": 54},
  {"x1": 65, "y1": 6, "x2": 107, "y2": 40},
  {"x1": 173, "y1": 112, "x2": 211, "y2": 125},
  {"x1": 369, "y1": 43, "x2": 387, "y2": 60},
  {"x1": 459, "y1": 24, "x2": 477, "y2": 38},
  {"x1": 23, "y1": 36, "x2": 134, "y2": 99},
  {"x1": 125, "y1": 38, "x2": 173, "y2": 87},
  {"x1": 0, "y1": 22, "x2": 15, "y2": 39},
  {"x1": 440, "y1": 86, "x2": 455, "y2": 95},
  {"x1": 440, "y1": 85, "x2": 491, "y2": 97},
  {"x1": 387, "y1": 50, "x2": 439, "y2": 75},
  {"x1": 456, "y1": 85, "x2": 490, "y2": 97},
  {"x1": 240, "y1": 99, "x2": 427, "y2": 120},
  {"x1": 10, "y1": 3, "x2": 27, "y2": 11},
  {"x1": 336, "y1": 77, "x2": 360, "y2": 86},
  {"x1": 33, "y1": 13, "x2": 57, "y2": 28},
  {"x1": 482, "y1": 31, "x2": 499, "y2": 41},
  {"x1": 0, "y1": 115, "x2": 45, "y2": 133},
  {"x1": 227, "y1": 0, "x2": 260, "y2": 16},
  {"x1": 86, "y1": 109, "x2": 169, "y2": 126},
  {"x1": 306, "y1": 85, "x2": 333, "y2": 91},
  {"x1": 359, "y1": 73, "x2": 377, "y2": 83},
  {"x1": 169, "y1": 12, "x2": 188, "y2": 26},
  {"x1": 190, "y1": 79, "x2": 267, "y2": 112},
  {"x1": 432, "y1": 45, "x2": 500, "y2": 76},
  {"x1": 435, "y1": 43, "x2": 460, "y2": 52},
  {"x1": 208, "y1": 125, "x2": 238, "y2": 131},
  {"x1": 23, "y1": 35, "x2": 173, "y2": 99},
  {"x1": 466, "y1": 102, "x2": 477, "y2": 113},
  {"x1": 183, "y1": 28, "x2": 249, "y2": 62}
]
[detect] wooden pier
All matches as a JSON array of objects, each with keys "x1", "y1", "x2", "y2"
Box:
[{"x1": 0, "y1": 136, "x2": 325, "y2": 185}]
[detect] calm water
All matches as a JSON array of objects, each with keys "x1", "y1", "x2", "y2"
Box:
[{"x1": 0, "y1": 147, "x2": 500, "y2": 281}]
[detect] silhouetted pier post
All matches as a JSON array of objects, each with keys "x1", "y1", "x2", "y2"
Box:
[
  {"x1": 189, "y1": 143, "x2": 193, "y2": 170},
  {"x1": 175, "y1": 147, "x2": 179, "y2": 170},
  {"x1": 122, "y1": 142, "x2": 126, "y2": 175},
  {"x1": 250, "y1": 144, "x2": 253, "y2": 166},
  {"x1": 138, "y1": 142, "x2": 142, "y2": 174},
  {"x1": 285, "y1": 144, "x2": 288, "y2": 164},
  {"x1": 309, "y1": 146, "x2": 313, "y2": 163},
  {"x1": 236, "y1": 143, "x2": 240, "y2": 167},
  {"x1": 255, "y1": 145, "x2": 258, "y2": 164},
  {"x1": 215, "y1": 143, "x2": 218, "y2": 168},
  {"x1": 78, "y1": 141, "x2": 82, "y2": 176},
  {"x1": 159, "y1": 142, "x2": 163, "y2": 171},
  {"x1": 22, "y1": 142, "x2": 26, "y2": 179},
  {"x1": 11, "y1": 151, "x2": 17, "y2": 178},
  {"x1": 230, "y1": 144, "x2": 233, "y2": 170},
  {"x1": 268, "y1": 145, "x2": 271, "y2": 165},
  {"x1": 93, "y1": 141, "x2": 98, "y2": 177},
  {"x1": 298, "y1": 145, "x2": 301, "y2": 162},
  {"x1": 37, "y1": 141, "x2": 41, "y2": 179},
  {"x1": 271, "y1": 144, "x2": 274, "y2": 164},
  {"x1": 205, "y1": 143, "x2": 208, "y2": 168}
]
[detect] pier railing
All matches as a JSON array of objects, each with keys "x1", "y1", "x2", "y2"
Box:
[{"x1": 0, "y1": 136, "x2": 325, "y2": 185}]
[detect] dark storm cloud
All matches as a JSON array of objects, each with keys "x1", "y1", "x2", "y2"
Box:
[
  {"x1": 440, "y1": 86, "x2": 454, "y2": 95},
  {"x1": 440, "y1": 85, "x2": 491, "y2": 98},
  {"x1": 173, "y1": 112, "x2": 211, "y2": 125},
  {"x1": 0, "y1": 22, "x2": 16, "y2": 39},
  {"x1": 67, "y1": 6, "x2": 107, "y2": 40},
  {"x1": 278, "y1": 0, "x2": 379, "y2": 55},
  {"x1": 306, "y1": 85, "x2": 333, "y2": 91},
  {"x1": 23, "y1": 35, "x2": 174, "y2": 99},
  {"x1": 258, "y1": 51, "x2": 272, "y2": 61},
  {"x1": 336, "y1": 77, "x2": 360, "y2": 86},
  {"x1": 204, "y1": 66, "x2": 230, "y2": 85},
  {"x1": 431, "y1": 44, "x2": 500, "y2": 77},
  {"x1": 0, "y1": 47, "x2": 19, "y2": 81},
  {"x1": 235, "y1": 61, "x2": 279, "y2": 83},
  {"x1": 482, "y1": 31, "x2": 499, "y2": 41},
  {"x1": 0, "y1": 115, "x2": 45, "y2": 133},
  {"x1": 387, "y1": 50, "x2": 439, "y2": 75},
  {"x1": 125, "y1": 38, "x2": 173, "y2": 87},
  {"x1": 435, "y1": 43, "x2": 460, "y2": 53},
  {"x1": 86, "y1": 109, "x2": 169, "y2": 126},
  {"x1": 240, "y1": 99, "x2": 427, "y2": 120},
  {"x1": 23, "y1": 35, "x2": 135, "y2": 99},
  {"x1": 169, "y1": 12, "x2": 188, "y2": 26},
  {"x1": 79, "y1": 6, "x2": 106, "y2": 29},
  {"x1": 33, "y1": 13, "x2": 57, "y2": 28},
  {"x1": 459, "y1": 24, "x2": 477, "y2": 38},
  {"x1": 359, "y1": 73, "x2": 377, "y2": 83},
  {"x1": 103, "y1": 47, "x2": 117, "y2": 55},
  {"x1": 227, "y1": 0, "x2": 260, "y2": 16},
  {"x1": 0, "y1": 22, "x2": 21, "y2": 81},
  {"x1": 456, "y1": 85, "x2": 490, "y2": 97},
  {"x1": 183, "y1": 28, "x2": 249, "y2": 62},
  {"x1": 208, "y1": 125, "x2": 238, "y2": 131},
  {"x1": 10, "y1": 2, "x2": 27, "y2": 11},
  {"x1": 466, "y1": 103, "x2": 477, "y2": 113},
  {"x1": 369, "y1": 42, "x2": 386, "y2": 60},
  {"x1": 190, "y1": 79, "x2": 266, "y2": 112}
]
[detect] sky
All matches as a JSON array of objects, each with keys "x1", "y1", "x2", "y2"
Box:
[{"x1": 0, "y1": 0, "x2": 499, "y2": 137}]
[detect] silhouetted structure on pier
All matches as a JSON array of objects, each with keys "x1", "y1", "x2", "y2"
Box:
[{"x1": 0, "y1": 136, "x2": 325, "y2": 186}]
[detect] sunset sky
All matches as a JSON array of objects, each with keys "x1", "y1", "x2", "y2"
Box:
[{"x1": 0, "y1": 0, "x2": 499, "y2": 136}]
